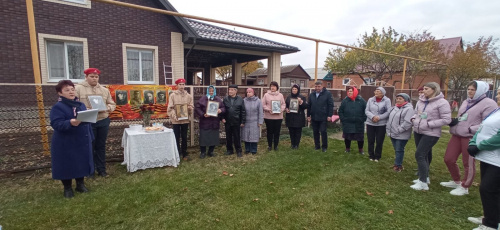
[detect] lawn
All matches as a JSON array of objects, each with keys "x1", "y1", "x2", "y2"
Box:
[{"x1": 0, "y1": 128, "x2": 483, "y2": 229}]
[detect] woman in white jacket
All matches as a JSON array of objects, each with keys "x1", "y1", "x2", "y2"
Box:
[
  {"x1": 386, "y1": 93, "x2": 414, "y2": 172},
  {"x1": 467, "y1": 87, "x2": 500, "y2": 230}
]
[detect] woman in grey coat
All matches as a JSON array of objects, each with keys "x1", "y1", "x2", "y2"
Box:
[
  {"x1": 365, "y1": 87, "x2": 392, "y2": 162},
  {"x1": 386, "y1": 93, "x2": 414, "y2": 172},
  {"x1": 241, "y1": 88, "x2": 264, "y2": 154}
]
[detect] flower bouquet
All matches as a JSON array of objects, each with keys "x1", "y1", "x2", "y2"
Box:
[{"x1": 140, "y1": 103, "x2": 155, "y2": 127}]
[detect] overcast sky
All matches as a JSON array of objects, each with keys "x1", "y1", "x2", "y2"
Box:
[{"x1": 169, "y1": 0, "x2": 500, "y2": 69}]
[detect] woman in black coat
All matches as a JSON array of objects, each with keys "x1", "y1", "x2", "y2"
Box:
[
  {"x1": 285, "y1": 84, "x2": 308, "y2": 149},
  {"x1": 50, "y1": 80, "x2": 94, "y2": 198}
]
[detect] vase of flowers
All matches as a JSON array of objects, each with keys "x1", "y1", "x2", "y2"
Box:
[{"x1": 140, "y1": 104, "x2": 155, "y2": 127}]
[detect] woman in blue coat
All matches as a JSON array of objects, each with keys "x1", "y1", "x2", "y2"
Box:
[{"x1": 50, "y1": 80, "x2": 94, "y2": 198}]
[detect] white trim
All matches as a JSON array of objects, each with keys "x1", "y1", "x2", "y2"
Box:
[
  {"x1": 342, "y1": 78, "x2": 351, "y2": 86},
  {"x1": 171, "y1": 32, "x2": 184, "y2": 83},
  {"x1": 122, "y1": 43, "x2": 159, "y2": 85},
  {"x1": 38, "y1": 33, "x2": 89, "y2": 84},
  {"x1": 41, "y1": 0, "x2": 91, "y2": 9}
]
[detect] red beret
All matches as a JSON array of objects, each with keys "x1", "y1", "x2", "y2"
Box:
[
  {"x1": 84, "y1": 68, "x2": 101, "y2": 75},
  {"x1": 175, "y1": 78, "x2": 186, "y2": 84}
]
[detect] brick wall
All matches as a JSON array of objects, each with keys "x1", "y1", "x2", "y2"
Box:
[{"x1": 0, "y1": 0, "x2": 182, "y2": 84}]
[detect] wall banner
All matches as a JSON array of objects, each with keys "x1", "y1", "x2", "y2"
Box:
[{"x1": 107, "y1": 85, "x2": 176, "y2": 120}]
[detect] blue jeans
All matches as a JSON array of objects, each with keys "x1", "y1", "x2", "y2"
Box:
[
  {"x1": 245, "y1": 142, "x2": 258, "y2": 153},
  {"x1": 391, "y1": 138, "x2": 408, "y2": 167}
]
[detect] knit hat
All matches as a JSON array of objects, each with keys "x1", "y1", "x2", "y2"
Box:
[
  {"x1": 396, "y1": 93, "x2": 411, "y2": 102},
  {"x1": 228, "y1": 84, "x2": 238, "y2": 89},
  {"x1": 376, "y1": 87, "x2": 386, "y2": 95}
]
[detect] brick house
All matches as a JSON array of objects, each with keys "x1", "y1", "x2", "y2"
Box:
[
  {"x1": 247, "y1": 64, "x2": 310, "y2": 88},
  {"x1": 1, "y1": 0, "x2": 299, "y2": 86}
]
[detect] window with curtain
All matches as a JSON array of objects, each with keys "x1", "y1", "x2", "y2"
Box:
[
  {"x1": 46, "y1": 40, "x2": 84, "y2": 80},
  {"x1": 127, "y1": 49, "x2": 154, "y2": 84}
]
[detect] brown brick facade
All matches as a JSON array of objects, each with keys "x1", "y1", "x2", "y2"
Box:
[{"x1": 0, "y1": 0, "x2": 182, "y2": 84}]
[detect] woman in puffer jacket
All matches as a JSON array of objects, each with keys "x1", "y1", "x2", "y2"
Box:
[
  {"x1": 386, "y1": 93, "x2": 414, "y2": 172},
  {"x1": 410, "y1": 82, "x2": 451, "y2": 191},
  {"x1": 440, "y1": 81, "x2": 497, "y2": 196}
]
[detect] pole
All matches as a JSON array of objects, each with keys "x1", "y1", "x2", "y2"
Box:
[
  {"x1": 401, "y1": 59, "x2": 407, "y2": 90},
  {"x1": 26, "y1": 0, "x2": 50, "y2": 155},
  {"x1": 315, "y1": 41, "x2": 319, "y2": 82}
]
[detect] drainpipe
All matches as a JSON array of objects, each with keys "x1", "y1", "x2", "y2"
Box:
[{"x1": 184, "y1": 37, "x2": 196, "y2": 84}]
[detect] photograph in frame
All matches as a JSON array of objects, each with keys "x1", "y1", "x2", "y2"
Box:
[
  {"x1": 115, "y1": 90, "x2": 128, "y2": 105},
  {"x1": 206, "y1": 101, "x2": 219, "y2": 117},
  {"x1": 176, "y1": 104, "x2": 189, "y2": 120},
  {"x1": 289, "y1": 98, "x2": 299, "y2": 113},
  {"x1": 87, "y1": 95, "x2": 107, "y2": 111},
  {"x1": 143, "y1": 90, "x2": 154, "y2": 104},
  {"x1": 156, "y1": 90, "x2": 167, "y2": 104},
  {"x1": 129, "y1": 90, "x2": 142, "y2": 106},
  {"x1": 271, "y1": 100, "x2": 281, "y2": 114}
]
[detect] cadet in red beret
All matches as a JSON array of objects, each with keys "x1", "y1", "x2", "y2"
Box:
[
  {"x1": 167, "y1": 78, "x2": 194, "y2": 161},
  {"x1": 75, "y1": 68, "x2": 116, "y2": 177}
]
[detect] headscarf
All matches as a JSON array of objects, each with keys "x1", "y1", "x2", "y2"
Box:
[
  {"x1": 206, "y1": 85, "x2": 216, "y2": 100},
  {"x1": 347, "y1": 86, "x2": 358, "y2": 101},
  {"x1": 291, "y1": 84, "x2": 300, "y2": 98},
  {"x1": 468, "y1": 80, "x2": 489, "y2": 103},
  {"x1": 246, "y1": 88, "x2": 255, "y2": 96}
]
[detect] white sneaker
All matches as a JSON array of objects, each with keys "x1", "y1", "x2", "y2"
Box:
[
  {"x1": 472, "y1": 225, "x2": 496, "y2": 230},
  {"x1": 440, "y1": 180, "x2": 461, "y2": 188},
  {"x1": 450, "y1": 186, "x2": 469, "y2": 196},
  {"x1": 410, "y1": 180, "x2": 429, "y2": 191},
  {"x1": 412, "y1": 177, "x2": 430, "y2": 184},
  {"x1": 468, "y1": 216, "x2": 483, "y2": 225}
]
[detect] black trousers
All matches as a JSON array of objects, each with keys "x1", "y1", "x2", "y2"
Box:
[
  {"x1": 61, "y1": 177, "x2": 84, "y2": 190},
  {"x1": 265, "y1": 119, "x2": 282, "y2": 148},
  {"x1": 344, "y1": 139, "x2": 364, "y2": 150},
  {"x1": 173, "y1": 124, "x2": 189, "y2": 158},
  {"x1": 91, "y1": 117, "x2": 110, "y2": 174},
  {"x1": 479, "y1": 161, "x2": 500, "y2": 229},
  {"x1": 225, "y1": 124, "x2": 242, "y2": 153},
  {"x1": 311, "y1": 120, "x2": 328, "y2": 149},
  {"x1": 288, "y1": 127, "x2": 303, "y2": 147},
  {"x1": 414, "y1": 132, "x2": 439, "y2": 182},
  {"x1": 200, "y1": 146, "x2": 215, "y2": 154},
  {"x1": 366, "y1": 125, "x2": 386, "y2": 160}
]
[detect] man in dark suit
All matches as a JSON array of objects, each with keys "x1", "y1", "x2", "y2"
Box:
[{"x1": 307, "y1": 81, "x2": 334, "y2": 152}]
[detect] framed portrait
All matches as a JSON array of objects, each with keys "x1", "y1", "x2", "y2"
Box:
[
  {"x1": 156, "y1": 90, "x2": 167, "y2": 104},
  {"x1": 87, "y1": 95, "x2": 107, "y2": 111},
  {"x1": 115, "y1": 90, "x2": 128, "y2": 105},
  {"x1": 143, "y1": 90, "x2": 154, "y2": 104},
  {"x1": 206, "y1": 101, "x2": 219, "y2": 117},
  {"x1": 176, "y1": 104, "x2": 189, "y2": 120},
  {"x1": 271, "y1": 100, "x2": 281, "y2": 114},
  {"x1": 289, "y1": 98, "x2": 299, "y2": 113},
  {"x1": 129, "y1": 90, "x2": 142, "y2": 106}
]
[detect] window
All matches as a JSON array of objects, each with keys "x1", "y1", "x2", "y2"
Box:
[
  {"x1": 62, "y1": 0, "x2": 85, "y2": 3},
  {"x1": 46, "y1": 40, "x2": 85, "y2": 80},
  {"x1": 290, "y1": 80, "x2": 296, "y2": 86},
  {"x1": 42, "y1": 0, "x2": 91, "y2": 8},
  {"x1": 364, "y1": 77, "x2": 375, "y2": 84},
  {"x1": 342, "y1": 78, "x2": 350, "y2": 85},
  {"x1": 38, "y1": 34, "x2": 89, "y2": 83},
  {"x1": 300, "y1": 80, "x2": 305, "y2": 88},
  {"x1": 327, "y1": 82, "x2": 331, "y2": 88},
  {"x1": 258, "y1": 79, "x2": 264, "y2": 85},
  {"x1": 127, "y1": 49, "x2": 154, "y2": 84}
]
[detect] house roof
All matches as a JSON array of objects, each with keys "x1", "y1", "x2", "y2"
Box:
[
  {"x1": 304, "y1": 68, "x2": 330, "y2": 80},
  {"x1": 157, "y1": 0, "x2": 299, "y2": 54},
  {"x1": 436, "y1": 37, "x2": 463, "y2": 57},
  {"x1": 322, "y1": 72, "x2": 334, "y2": 81},
  {"x1": 248, "y1": 64, "x2": 308, "y2": 77}
]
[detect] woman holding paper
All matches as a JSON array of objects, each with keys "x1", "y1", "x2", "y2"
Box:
[
  {"x1": 50, "y1": 80, "x2": 94, "y2": 198},
  {"x1": 262, "y1": 81, "x2": 286, "y2": 151}
]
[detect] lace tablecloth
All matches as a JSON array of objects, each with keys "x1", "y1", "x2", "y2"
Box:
[{"x1": 122, "y1": 128, "x2": 180, "y2": 172}]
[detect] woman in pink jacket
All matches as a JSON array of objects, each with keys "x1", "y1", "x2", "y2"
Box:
[
  {"x1": 262, "y1": 81, "x2": 286, "y2": 151},
  {"x1": 441, "y1": 81, "x2": 497, "y2": 196},
  {"x1": 410, "y1": 82, "x2": 452, "y2": 191}
]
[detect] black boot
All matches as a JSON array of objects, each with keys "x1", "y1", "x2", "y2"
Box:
[
  {"x1": 64, "y1": 188, "x2": 74, "y2": 198},
  {"x1": 237, "y1": 152, "x2": 243, "y2": 158},
  {"x1": 200, "y1": 152, "x2": 206, "y2": 159},
  {"x1": 75, "y1": 178, "x2": 89, "y2": 193}
]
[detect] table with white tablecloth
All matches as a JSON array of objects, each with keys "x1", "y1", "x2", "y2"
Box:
[{"x1": 121, "y1": 128, "x2": 180, "y2": 172}]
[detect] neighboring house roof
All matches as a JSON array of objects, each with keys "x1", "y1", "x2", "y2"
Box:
[
  {"x1": 436, "y1": 37, "x2": 463, "y2": 57},
  {"x1": 156, "y1": 0, "x2": 299, "y2": 54},
  {"x1": 248, "y1": 65, "x2": 310, "y2": 79},
  {"x1": 304, "y1": 68, "x2": 329, "y2": 80},
  {"x1": 323, "y1": 72, "x2": 333, "y2": 81}
]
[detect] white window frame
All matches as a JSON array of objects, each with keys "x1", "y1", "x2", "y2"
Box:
[
  {"x1": 258, "y1": 79, "x2": 264, "y2": 85},
  {"x1": 342, "y1": 78, "x2": 350, "y2": 86},
  {"x1": 122, "y1": 43, "x2": 159, "y2": 85},
  {"x1": 300, "y1": 80, "x2": 305, "y2": 88},
  {"x1": 41, "y1": 0, "x2": 91, "y2": 8},
  {"x1": 327, "y1": 82, "x2": 332, "y2": 88},
  {"x1": 38, "y1": 34, "x2": 89, "y2": 84}
]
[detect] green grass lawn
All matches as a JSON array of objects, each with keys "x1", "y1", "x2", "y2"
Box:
[{"x1": 0, "y1": 128, "x2": 483, "y2": 229}]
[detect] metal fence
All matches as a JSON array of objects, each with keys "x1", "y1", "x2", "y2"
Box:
[{"x1": 5, "y1": 84, "x2": 482, "y2": 174}]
